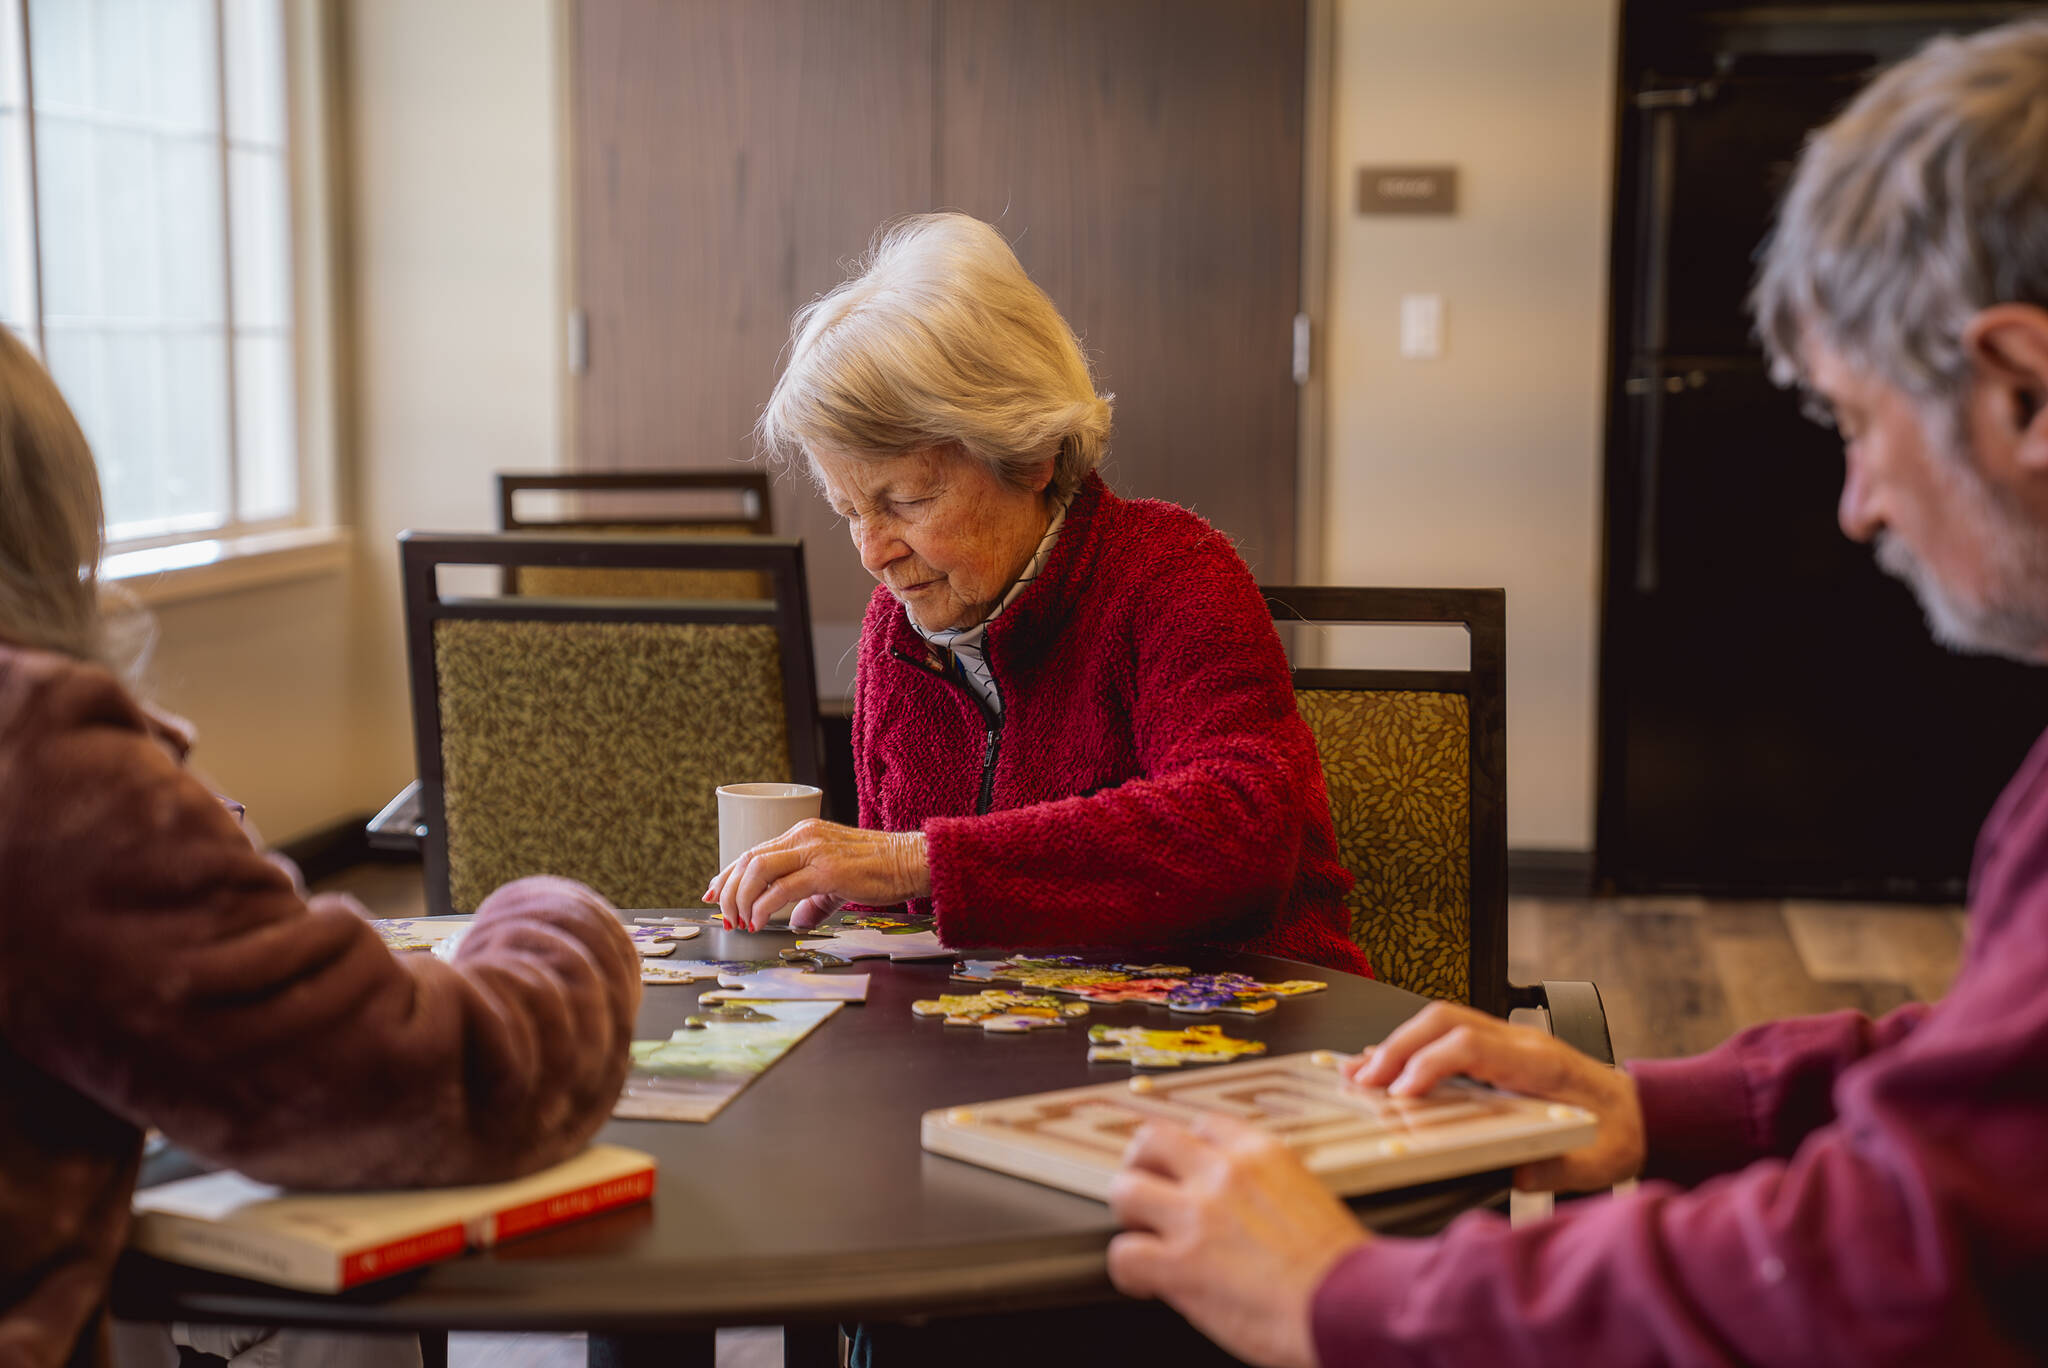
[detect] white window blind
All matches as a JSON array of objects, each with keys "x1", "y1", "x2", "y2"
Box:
[{"x1": 1, "y1": 0, "x2": 297, "y2": 547}]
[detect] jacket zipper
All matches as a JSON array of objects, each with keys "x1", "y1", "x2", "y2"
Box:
[
  {"x1": 975, "y1": 716, "x2": 1004, "y2": 816},
  {"x1": 892, "y1": 647, "x2": 1004, "y2": 816}
]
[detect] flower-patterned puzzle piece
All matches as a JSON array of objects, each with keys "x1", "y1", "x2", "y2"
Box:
[
  {"x1": 700, "y1": 967, "x2": 870, "y2": 1003},
  {"x1": 837, "y1": 914, "x2": 937, "y2": 935},
  {"x1": 628, "y1": 924, "x2": 700, "y2": 957},
  {"x1": 638, "y1": 957, "x2": 783, "y2": 986},
  {"x1": 952, "y1": 957, "x2": 1324, "y2": 1015},
  {"x1": 784, "y1": 927, "x2": 950, "y2": 965},
  {"x1": 373, "y1": 918, "x2": 467, "y2": 952},
  {"x1": 911, "y1": 990, "x2": 1090, "y2": 1033},
  {"x1": 1085, "y1": 1023, "x2": 1267, "y2": 1069}
]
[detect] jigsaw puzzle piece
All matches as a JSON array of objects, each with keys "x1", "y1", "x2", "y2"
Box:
[
  {"x1": 635, "y1": 914, "x2": 836, "y2": 936},
  {"x1": 785, "y1": 926, "x2": 950, "y2": 964},
  {"x1": 911, "y1": 989, "x2": 1090, "y2": 1032},
  {"x1": 639, "y1": 961, "x2": 726, "y2": 986},
  {"x1": 638, "y1": 957, "x2": 787, "y2": 986},
  {"x1": 1085, "y1": 1023, "x2": 1267, "y2": 1068},
  {"x1": 835, "y1": 913, "x2": 937, "y2": 935},
  {"x1": 681, "y1": 1003, "x2": 778, "y2": 1028},
  {"x1": 628, "y1": 925, "x2": 701, "y2": 957},
  {"x1": 373, "y1": 919, "x2": 449, "y2": 952},
  {"x1": 701, "y1": 966, "x2": 870, "y2": 1003},
  {"x1": 949, "y1": 957, "x2": 1148, "y2": 995}
]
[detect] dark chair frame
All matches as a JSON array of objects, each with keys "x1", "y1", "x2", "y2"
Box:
[
  {"x1": 1263, "y1": 585, "x2": 1613, "y2": 1062},
  {"x1": 497, "y1": 469, "x2": 774, "y2": 534},
  {"x1": 400, "y1": 530, "x2": 821, "y2": 918}
]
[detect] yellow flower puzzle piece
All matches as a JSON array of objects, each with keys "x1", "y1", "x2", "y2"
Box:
[
  {"x1": 912, "y1": 990, "x2": 1092, "y2": 1033},
  {"x1": 1085, "y1": 1023, "x2": 1267, "y2": 1069}
]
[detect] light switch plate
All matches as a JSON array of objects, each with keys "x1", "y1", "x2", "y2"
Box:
[{"x1": 1400, "y1": 294, "x2": 1443, "y2": 360}]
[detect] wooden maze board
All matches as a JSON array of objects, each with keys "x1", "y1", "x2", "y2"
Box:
[{"x1": 921, "y1": 1052, "x2": 1598, "y2": 1202}]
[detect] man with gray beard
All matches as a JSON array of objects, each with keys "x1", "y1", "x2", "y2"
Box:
[{"x1": 1106, "y1": 18, "x2": 2048, "y2": 1368}]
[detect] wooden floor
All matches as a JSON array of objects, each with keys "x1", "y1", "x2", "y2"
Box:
[{"x1": 320, "y1": 864, "x2": 1968, "y2": 1062}]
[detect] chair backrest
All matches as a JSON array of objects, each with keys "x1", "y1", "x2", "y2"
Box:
[
  {"x1": 1262, "y1": 586, "x2": 1508, "y2": 1018},
  {"x1": 496, "y1": 470, "x2": 774, "y2": 600},
  {"x1": 402, "y1": 531, "x2": 820, "y2": 916}
]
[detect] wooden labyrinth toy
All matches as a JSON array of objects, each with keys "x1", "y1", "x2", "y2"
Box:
[
  {"x1": 922, "y1": 1052, "x2": 1601, "y2": 1200},
  {"x1": 951, "y1": 956, "x2": 1326, "y2": 1016},
  {"x1": 1085, "y1": 1023, "x2": 1266, "y2": 1068},
  {"x1": 911, "y1": 989, "x2": 1091, "y2": 1033}
]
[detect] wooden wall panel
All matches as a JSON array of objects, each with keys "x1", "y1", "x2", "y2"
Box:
[
  {"x1": 571, "y1": 0, "x2": 1305, "y2": 692},
  {"x1": 936, "y1": 0, "x2": 1306, "y2": 581},
  {"x1": 572, "y1": 0, "x2": 934, "y2": 643}
]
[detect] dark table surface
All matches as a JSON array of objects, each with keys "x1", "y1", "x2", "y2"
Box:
[{"x1": 112, "y1": 930, "x2": 1499, "y2": 1335}]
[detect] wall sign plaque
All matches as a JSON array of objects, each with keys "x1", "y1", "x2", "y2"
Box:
[{"x1": 1357, "y1": 165, "x2": 1459, "y2": 215}]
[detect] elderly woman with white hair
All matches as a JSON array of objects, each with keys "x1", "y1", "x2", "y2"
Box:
[{"x1": 707, "y1": 212, "x2": 1370, "y2": 977}]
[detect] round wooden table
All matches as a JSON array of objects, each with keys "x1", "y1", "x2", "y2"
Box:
[{"x1": 113, "y1": 930, "x2": 1502, "y2": 1343}]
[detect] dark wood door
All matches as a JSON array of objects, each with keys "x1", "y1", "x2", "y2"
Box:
[
  {"x1": 934, "y1": 0, "x2": 1305, "y2": 585},
  {"x1": 571, "y1": 0, "x2": 1305, "y2": 696}
]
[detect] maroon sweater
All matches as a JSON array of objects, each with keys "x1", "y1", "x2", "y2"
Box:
[
  {"x1": 854, "y1": 475, "x2": 1369, "y2": 976},
  {"x1": 0, "y1": 646, "x2": 641, "y2": 1368},
  {"x1": 1312, "y1": 723, "x2": 2048, "y2": 1365}
]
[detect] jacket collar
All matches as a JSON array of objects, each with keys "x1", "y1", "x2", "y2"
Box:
[{"x1": 881, "y1": 473, "x2": 1112, "y2": 675}]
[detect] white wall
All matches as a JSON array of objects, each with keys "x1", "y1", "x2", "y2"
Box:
[
  {"x1": 1323, "y1": 0, "x2": 1620, "y2": 850},
  {"x1": 144, "y1": 574, "x2": 364, "y2": 841},
  {"x1": 343, "y1": 0, "x2": 566, "y2": 813}
]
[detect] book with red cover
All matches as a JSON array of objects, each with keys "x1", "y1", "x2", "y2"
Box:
[{"x1": 130, "y1": 1144, "x2": 655, "y2": 1292}]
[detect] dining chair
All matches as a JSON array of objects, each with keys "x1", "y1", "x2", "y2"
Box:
[
  {"x1": 1262, "y1": 585, "x2": 1613, "y2": 1062},
  {"x1": 496, "y1": 468, "x2": 775, "y2": 600},
  {"x1": 401, "y1": 531, "x2": 821, "y2": 917}
]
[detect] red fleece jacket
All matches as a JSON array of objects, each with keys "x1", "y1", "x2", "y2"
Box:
[{"x1": 854, "y1": 475, "x2": 1370, "y2": 976}]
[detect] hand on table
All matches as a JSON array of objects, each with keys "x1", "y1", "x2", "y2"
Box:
[
  {"x1": 1108, "y1": 1114, "x2": 1368, "y2": 1368},
  {"x1": 703, "y1": 820, "x2": 931, "y2": 931},
  {"x1": 1349, "y1": 1001, "x2": 1646, "y2": 1192}
]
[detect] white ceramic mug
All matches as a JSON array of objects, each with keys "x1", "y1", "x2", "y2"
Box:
[{"x1": 715, "y1": 782, "x2": 825, "y2": 923}]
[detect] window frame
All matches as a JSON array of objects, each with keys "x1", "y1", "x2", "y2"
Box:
[{"x1": 2, "y1": 0, "x2": 333, "y2": 560}]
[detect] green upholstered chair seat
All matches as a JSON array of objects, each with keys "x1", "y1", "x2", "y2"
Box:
[
  {"x1": 1297, "y1": 688, "x2": 1472, "y2": 1004},
  {"x1": 435, "y1": 618, "x2": 793, "y2": 912}
]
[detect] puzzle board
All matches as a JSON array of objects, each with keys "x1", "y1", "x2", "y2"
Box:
[{"x1": 921, "y1": 1052, "x2": 1598, "y2": 1202}]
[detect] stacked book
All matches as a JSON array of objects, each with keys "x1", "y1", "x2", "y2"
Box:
[{"x1": 130, "y1": 1144, "x2": 656, "y2": 1292}]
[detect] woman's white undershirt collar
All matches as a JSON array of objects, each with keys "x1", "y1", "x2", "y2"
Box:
[{"x1": 909, "y1": 497, "x2": 1068, "y2": 717}]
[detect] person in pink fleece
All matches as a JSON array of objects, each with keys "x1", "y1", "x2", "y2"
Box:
[
  {"x1": 0, "y1": 326, "x2": 643, "y2": 1368},
  {"x1": 710, "y1": 212, "x2": 1370, "y2": 977},
  {"x1": 1104, "y1": 19, "x2": 2048, "y2": 1367}
]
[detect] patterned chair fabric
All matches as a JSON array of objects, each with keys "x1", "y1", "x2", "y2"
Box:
[
  {"x1": 1295, "y1": 688, "x2": 1472, "y2": 1003},
  {"x1": 435, "y1": 618, "x2": 792, "y2": 913},
  {"x1": 512, "y1": 524, "x2": 770, "y2": 601}
]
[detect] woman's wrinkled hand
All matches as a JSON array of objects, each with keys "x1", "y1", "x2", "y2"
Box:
[
  {"x1": 1108, "y1": 1114, "x2": 1368, "y2": 1368},
  {"x1": 702, "y1": 820, "x2": 931, "y2": 931},
  {"x1": 1348, "y1": 1001, "x2": 1646, "y2": 1192}
]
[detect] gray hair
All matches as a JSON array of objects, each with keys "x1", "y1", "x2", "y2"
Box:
[
  {"x1": 1754, "y1": 18, "x2": 2048, "y2": 404},
  {"x1": 0, "y1": 327, "x2": 107, "y2": 666},
  {"x1": 757, "y1": 212, "x2": 1113, "y2": 500}
]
